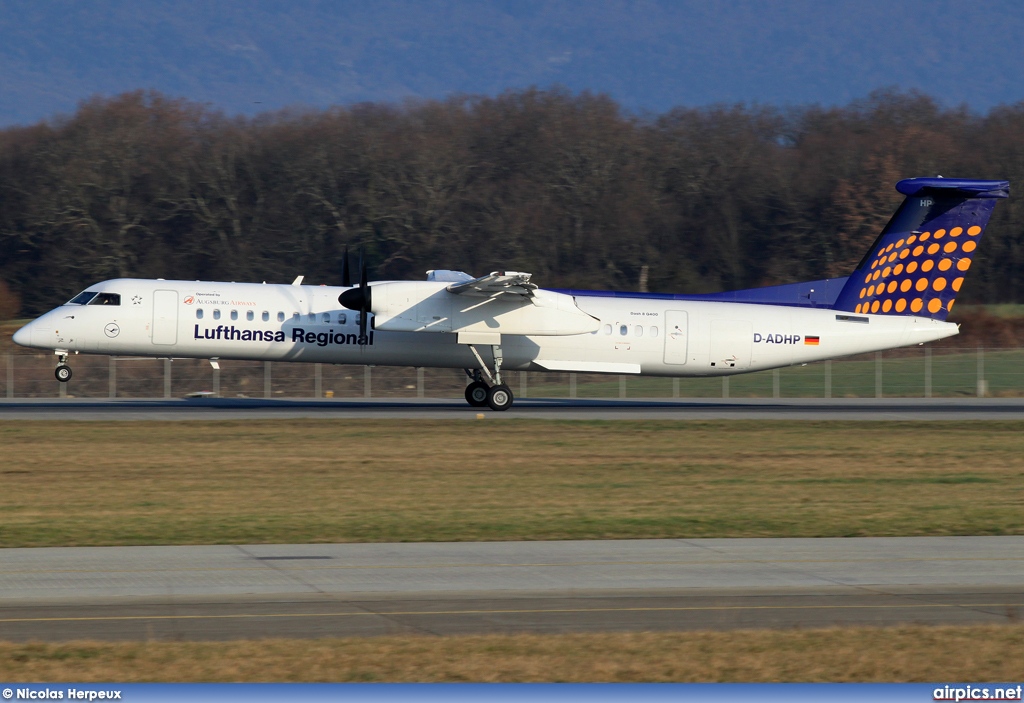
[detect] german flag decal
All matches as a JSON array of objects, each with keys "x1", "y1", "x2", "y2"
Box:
[{"x1": 805, "y1": 336, "x2": 820, "y2": 345}]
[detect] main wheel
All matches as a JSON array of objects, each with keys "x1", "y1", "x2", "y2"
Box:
[
  {"x1": 486, "y1": 384, "x2": 514, "y2": 411},
  {"x1": 465, "y1": 380, "x2": 489, "y2": 407},
  {"x1": 55, "y1": 364, "x2": 72, "y2": 382}
]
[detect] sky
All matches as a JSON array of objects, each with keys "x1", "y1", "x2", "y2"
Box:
[{"x1": 2, "y1": 0, "x2": 1024, "y2": 126}]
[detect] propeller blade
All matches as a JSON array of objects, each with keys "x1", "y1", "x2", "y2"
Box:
[
  {"x1": 358, "y1": 249, "x2": 369, "y2": 340},
  {"x1": 337, "y1": 248, "x2": 372, "y2": 316},
  {"x1": 341, "y1": 246, "x2": 351, "y2": 287}
]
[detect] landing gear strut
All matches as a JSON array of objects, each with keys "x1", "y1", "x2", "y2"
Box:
[
  {"x1": 463, "y1": 344, "x2": 515, "y2": 411},
  {"x1": 54, "y1": 352, "x2": 72, "y2": 382}
]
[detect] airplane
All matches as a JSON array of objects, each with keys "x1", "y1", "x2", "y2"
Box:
[{"x1": 12, "y1": 177, "x2": 1010, "y2": 410}]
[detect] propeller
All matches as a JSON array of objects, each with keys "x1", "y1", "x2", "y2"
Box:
[
  {"x1": 358, "y1": 252, "x2": 369, "y2": 338},
  {"x1": 338, "y1": 248, "x2": 372, "y2": 342},
  {"x1": 341, "y1": 245, "x2": 351, "y2": 288}
]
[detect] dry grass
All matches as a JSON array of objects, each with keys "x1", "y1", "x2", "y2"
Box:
[
  {"x1": 1, "y1": 420, "x2": 1023, "y2": 547},
  {"x1": 1, "y1": 625, "x2": 1023, "y2": 682}
]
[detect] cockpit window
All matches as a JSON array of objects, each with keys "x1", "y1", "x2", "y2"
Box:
[
  {"x1": 67, "y1": 291, "x2": 97, "y2": 305},
  {"x1": 88, "y1": 293, "x2": 121, "y2": 306}
]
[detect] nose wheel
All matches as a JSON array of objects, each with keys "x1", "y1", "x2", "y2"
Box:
[{"x1": 55, "y1": 353, "x2": 72, "y2": 382}]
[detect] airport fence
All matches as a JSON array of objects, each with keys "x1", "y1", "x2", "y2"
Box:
[{"x1": 0, "y1": 346, "x2": 1020, "y2": 399}]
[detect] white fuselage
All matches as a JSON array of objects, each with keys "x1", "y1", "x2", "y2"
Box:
[{"x1": 16, "y1": 278, "x2": 959, "y2": 376}]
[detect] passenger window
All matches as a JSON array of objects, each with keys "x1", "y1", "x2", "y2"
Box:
[
  {"x1": 650, "y1": 326, "x2": 659, "y2": 338},
  {"x1": 619, "y1": 324, "x2": 628, "y2": 336},
  {"x1": 635, "y1": 325, "x2": 644, "y2": 337},
  {"x1": 277, "y1": 312, "x2": 285, "y2": 322},
  {"x1": 196, "y1": 308, "x2": 204, "y2": 320},
  {"x1": 213, "y1": 309, "x2": 221, "y2": 320},
  {"x1": 338, "y1": 313, "x2": 347, "y2": 325},
  {"x1": 293, "y1": 312, "x2": 300, "y2": 320},
  {"x1": 88, "y1": 293, "x2": 121, "y2": 306},
  {"x1": 308, "y1": 313, "x2": 316, "y2": 322},
  {"x1": 246, "y1": 310, "x2": 254, "y2": 321},
  {"x1": 603, "y1": 324, "x2": 612, "y2": 335},
  {"x1": 262, "y1": 311, "x2": 270, "y2": 322},
  {"x1": 230, "y1": 310, "x2": 238, "y2": 321}
]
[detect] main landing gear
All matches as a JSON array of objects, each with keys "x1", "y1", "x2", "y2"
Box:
[
  {"x1": 463, "y1": 343, "x2": 514, "y2": 411},
  {"x1": 464, "y1": 375, "x2": 514, "y2": 411},
  {"x1": 54, "y1": 352, "x2": 72, "y2": 382}
]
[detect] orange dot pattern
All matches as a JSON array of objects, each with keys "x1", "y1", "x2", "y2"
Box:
[{"x1": 852, "y1": 224, "x2": 983, "y2": 317}]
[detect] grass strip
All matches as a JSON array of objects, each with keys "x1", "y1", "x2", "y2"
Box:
[
  {"x1": 2, "y1": 625, "x2": 1023, "y2": 682},
  {"x1": 1, "y1": 419, "x2": 1023, "y2": 547}
]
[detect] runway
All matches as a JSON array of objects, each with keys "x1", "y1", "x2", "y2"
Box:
[
  {"x1": 1, "y1": 537, "x2": 1021, "y2": 641},
  {"x1": 4, "y1": 396, "x2": 1024, "y2": 420}
]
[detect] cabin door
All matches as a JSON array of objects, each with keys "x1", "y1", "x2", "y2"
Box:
[
  {"x1": 663, "y1": 310, "x2": 689, "y2": 365},
  {"x1": 152, "y1": 290, "x2": 179, "y2": 345}
]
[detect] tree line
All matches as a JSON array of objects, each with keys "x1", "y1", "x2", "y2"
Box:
[{"x1": 1, "y1": 87, "x2": 1022, "y2": 317}]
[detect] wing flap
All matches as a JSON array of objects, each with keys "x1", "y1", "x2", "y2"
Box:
[{"x1": 447, "y1": 271, "x2": 537, "y2": 297}]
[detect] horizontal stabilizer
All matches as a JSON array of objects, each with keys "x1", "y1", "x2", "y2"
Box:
[{"x1": 895, "y1": 178, "x2": 1009, "y2": 198}]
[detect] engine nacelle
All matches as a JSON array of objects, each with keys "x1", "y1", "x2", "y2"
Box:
[{"x1": 367, "y1": 281, "x2": 599, "y2": 336}]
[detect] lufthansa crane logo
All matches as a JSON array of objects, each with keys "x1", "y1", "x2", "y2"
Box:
[{"x1": 104, "y1": 322, "x2": 120, "y2": 338}]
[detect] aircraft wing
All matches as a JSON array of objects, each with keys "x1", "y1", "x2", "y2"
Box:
[
  {"x1": 367, "y1": 271, "x2": 598, "y2": 335},
  {"x1": 446, "y1": 271, "x2": 538, "y2": 297}
]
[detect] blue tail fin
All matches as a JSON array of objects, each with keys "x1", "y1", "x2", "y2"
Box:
[{"x1": 832, "y1": 178, "x2": 1009, "y2": 319}]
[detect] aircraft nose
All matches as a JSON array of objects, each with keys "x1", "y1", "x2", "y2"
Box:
[{"x1": 12, "y1": 323, "x2": 32, "y2": 347}]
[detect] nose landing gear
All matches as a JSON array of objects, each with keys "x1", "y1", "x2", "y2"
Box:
[{"x1": 54, "y1": 352, "x2": 72, "y2": 382}]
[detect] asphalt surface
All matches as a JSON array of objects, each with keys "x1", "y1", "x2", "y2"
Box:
[
  {"x1": 4, "y1": 396, "x2": 1024, "y2": 420},
  {"x1": 1, "y1": 538, "x2": 1021, "y2": 641}
]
